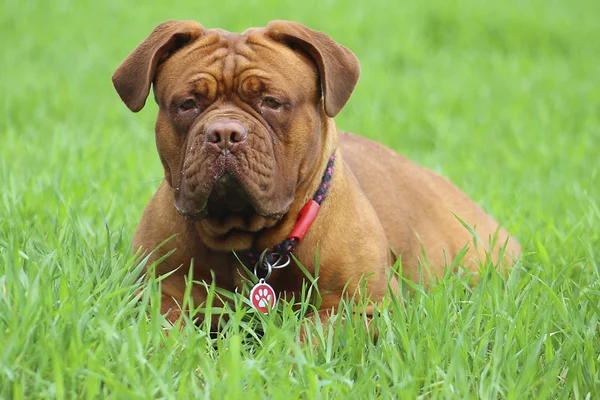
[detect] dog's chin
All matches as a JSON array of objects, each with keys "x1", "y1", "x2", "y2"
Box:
[
  {"x1": 194, "y1": 204, "x2": 283, "y2": 251},
  {"x1": 177, "y1": 180, "x2": 289, "y2": 251}
]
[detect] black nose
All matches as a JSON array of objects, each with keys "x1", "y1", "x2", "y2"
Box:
[{"x1": 205, "y1": 120, "x2": 248, "y2": 151}]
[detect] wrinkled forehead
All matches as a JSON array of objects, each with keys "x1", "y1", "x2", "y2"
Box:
[{"x1": 155, "y1": 27, "x2": 318, "y2": 97}]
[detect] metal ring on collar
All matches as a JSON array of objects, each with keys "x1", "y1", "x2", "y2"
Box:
[
  {"x1": 253, "y1": 253, "x2": 291, "y2": 281},
  {"x1": 270, "y1": 253, "x2": 291, "y2": 269},
  {"x1": 254, "y1": 258, "x2": 273, "y2": 281}
]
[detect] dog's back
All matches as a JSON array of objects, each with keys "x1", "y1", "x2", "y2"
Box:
[{"x1": 340, "y1": 132, "x2": 520, "y2": 280}]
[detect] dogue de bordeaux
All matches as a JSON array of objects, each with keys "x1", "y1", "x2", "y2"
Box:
[{"x1": 112, "y1": 20, "x2": 520, "y2": 327}]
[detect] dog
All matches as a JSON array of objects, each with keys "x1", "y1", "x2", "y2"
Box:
[{"x1": 112, "y1": 20, "x2": 520, "y2": 326}]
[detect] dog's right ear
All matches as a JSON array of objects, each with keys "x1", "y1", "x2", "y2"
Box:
[{"x1": 112, "y1": 20, "x2": 204, "y2": 112}]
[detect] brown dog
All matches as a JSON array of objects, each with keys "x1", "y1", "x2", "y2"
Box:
[{"x1": 112, "y1": 20, "x2": 520, "y2": 324}]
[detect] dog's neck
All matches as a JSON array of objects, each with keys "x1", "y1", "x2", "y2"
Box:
[{"x1": 251, "y1": 116, "x2": 339, "y2": 251}]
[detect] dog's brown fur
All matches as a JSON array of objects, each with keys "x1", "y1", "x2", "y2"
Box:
[{"x1": 113, "y1": 20, "x2": 520, "y2": 324}]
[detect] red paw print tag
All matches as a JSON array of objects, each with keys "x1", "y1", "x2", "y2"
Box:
[{"x1": 250, "y1": 279, "x2": 276, "y2": 314}]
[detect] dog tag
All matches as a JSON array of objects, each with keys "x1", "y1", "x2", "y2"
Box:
[{"x1": 250, "y1": 279, "x2": 276, "y2": 314}]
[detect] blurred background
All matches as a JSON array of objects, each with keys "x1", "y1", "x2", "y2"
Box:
[{"x1": 2, "y1": 0, "x2": 599, "y2": 256}]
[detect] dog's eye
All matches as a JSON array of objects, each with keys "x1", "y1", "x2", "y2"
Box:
[
  {"x1": 178, "y1": 99, "x2": 198, "y2": 111},
  {"x1": 262, "y1": 97, "x2": 282, "y2": 110}
]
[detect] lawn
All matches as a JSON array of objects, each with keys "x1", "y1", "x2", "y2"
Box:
[{"x1": 1, "y1": 0, "x2": 599, "y2": 398}]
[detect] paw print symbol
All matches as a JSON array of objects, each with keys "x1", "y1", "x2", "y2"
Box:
[
  {"x1": 255, "y1": 288, "x2": 273, "y2": 308},
  {"x1": 250, "y1": 283, "x2": 276, "y2": 313}
]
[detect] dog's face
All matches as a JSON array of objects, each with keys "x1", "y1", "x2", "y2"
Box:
[{"x1": 113, "y1": 21, "x2": 359, "y2": 250}]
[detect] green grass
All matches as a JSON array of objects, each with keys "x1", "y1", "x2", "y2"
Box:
[{"x1": 2, "y1": 0, "x2": 599, "y2": 398}]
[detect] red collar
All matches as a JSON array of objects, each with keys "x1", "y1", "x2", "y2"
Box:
[{"x1": 244, "y1": 154, "x2": 336, "y2": 273}]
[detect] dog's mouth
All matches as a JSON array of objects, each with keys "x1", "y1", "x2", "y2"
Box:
[
  {"x1": 176, "y1": 173, "x2": 283, "y2": 238},
  {"x1": 207, "y1": 173, "x2": 252, "y2": 216}
]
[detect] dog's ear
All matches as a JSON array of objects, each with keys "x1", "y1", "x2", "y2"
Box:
[
  {"x1": 112, "y1": 20, "x2": 205, "y2": 112},
  {"x1": 266, "y1": 21, "x2": 360, "y2": 118}
]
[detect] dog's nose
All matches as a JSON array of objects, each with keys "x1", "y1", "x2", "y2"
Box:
[{"x1": 205, "y1": 120, "x2": 248, "y2": 151}]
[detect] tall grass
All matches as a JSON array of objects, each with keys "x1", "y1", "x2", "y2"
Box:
[{"x1": 1, "y1": 0, "x2": 599, "y2": 397}]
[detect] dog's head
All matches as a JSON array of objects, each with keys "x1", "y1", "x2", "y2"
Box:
[{"x1": 112, "y1": 20, "x2": 359, "y2": 250}]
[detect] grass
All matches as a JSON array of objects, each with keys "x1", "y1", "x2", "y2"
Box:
[{"x1": 1, "y1": 0, "x2": 599, "y2": 398}]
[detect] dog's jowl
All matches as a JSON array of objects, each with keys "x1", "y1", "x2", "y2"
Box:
[{"x1": 112, "y1": 20, "x2": 521, "y2": 325}]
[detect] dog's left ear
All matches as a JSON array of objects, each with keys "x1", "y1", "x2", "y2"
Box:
[
  {"x1": 112, "y1": 20, "x2": 205, "y2": 112},
  {"x1": 266, "y1": 21, "x2": 360, "y2": 118}
]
